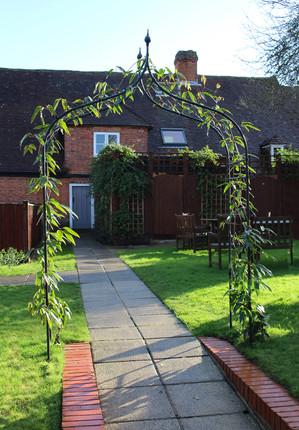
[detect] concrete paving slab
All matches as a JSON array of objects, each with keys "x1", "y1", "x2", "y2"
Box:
[
  {"x1": 81, "y1": 291, "x2": 119, "y2": 302},
  {"x1": 131, "y1": 314, "x2": 181, "y2": 326},
  {"x1": 59, "y1": 271, "x2": 79, "y2": 283},
  {"x1": 99, "y1": 386, "x2": 176, "y2": 422},
  {"x1": 26, "y1": 274, "x2": 36, "y2": 284},
  {"x1": 92, "y1": 339, "x2": 150, "y2": 362},
  {"x1": 120, "y1": 298, "x2": 163, "y2": 308},
  {"x1": 94, "y1": 360, "x2": 160, "y2": 388},
  {"x1": 79, "y1": 273, "x2": 110, "y2": 283},
  {"x1": 0, "y1": 274, "x2": 31, "y2": 285},
  {"x1": 114, "y1": 286, "x2": 152, "y2": 294},
  {"x1": 80, "y1": 282, "x2": 114, "y2": 291},
  {"x1": 86, "y1": 315, "x2": 134, "y2": 328},
  {"x1": 117, "y1": 291, "x2": 157, "y2": 299},
  {"x1": 83, "y1": 299, "x2": 123, "y2": 310},
  {"x1": 76, "y1": 262, "x2": 103, "y2": 270},
  {"x1": 156, "y1": 356, "x2": 224, "y2": 384},
  {"x1": 180, "y1": 414, "x2": 262, "y2": 430},
  {"x1": 127, "y1": 305, "x2": 173, "y2": 316},
  {"x1": 166, "y1": 381, "x2": 247, "y2": 417},
  {"x1": 108, "y1": 275, "x2": 142, "y2": 284},
  {"x1": 84, "y1": 308, "x2": 129, "y2": 320},
  {"x1": 146, "y1": 337, "x2": 208, "y2": 359},
  {"x1": 112, "y1": 280, "x2": 149, "y2": 289},
  {"x1": 138, "y1": 324, "x2": 193, "y2": 339},
  {"x1": 105, "y1": 419, "x2": 181, "y2": 430},
  {"x1": 72, "y1": 234, "x2": 263, "y2": 430},
  {"x1": 89, "y1": 326, "x2": 142, "y2": 341}
]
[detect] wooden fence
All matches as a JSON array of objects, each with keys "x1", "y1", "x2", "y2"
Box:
[
  {"x1": 140, "y1": 153, "x2": 299, "y2": 239},
  {"x1": 94, "y1": 153, "x2": 299, "y2": 241},
  {"x1": 0, "y1": 201, "x2": 41, "y2": 251}
]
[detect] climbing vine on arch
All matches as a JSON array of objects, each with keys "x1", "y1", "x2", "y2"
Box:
[{"x1": 20, "y1": 34, "x2": 272, "y2": 360}]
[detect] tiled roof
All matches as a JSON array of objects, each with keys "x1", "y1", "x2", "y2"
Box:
[{"x1": 0, "y1": 67, "x2": 298, "y2": 173}]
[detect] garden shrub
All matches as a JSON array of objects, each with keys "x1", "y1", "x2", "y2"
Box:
[
  {"x1": 0, "y1": 248, "x2": 25, "y2": 267},
  {"x1": 90, "y1": 144, "x2": 149, "y2": 245}
]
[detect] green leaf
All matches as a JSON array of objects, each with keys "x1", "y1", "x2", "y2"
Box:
[
  {"x1": 31, "y1": 106, "x2": 43, "y2": 123},
  {"x1": 58, "y1": 119, "x2": 70, "y2": 135},
  {"x1": 63, "y1": 227, "x2": 80, "y2": 238}
]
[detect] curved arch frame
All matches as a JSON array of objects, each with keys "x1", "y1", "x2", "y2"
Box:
[{"x1": 41, "y1": 31, "x2": 252, "y2": 359}]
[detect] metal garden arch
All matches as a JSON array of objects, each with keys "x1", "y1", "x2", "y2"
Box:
[{"x1": 40, "y1": 31, "x2": 252, "y2": 360}]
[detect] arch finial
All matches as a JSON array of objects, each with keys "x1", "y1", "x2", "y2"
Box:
[{"x1": 144, "y1": 30, "x2": 151, "y2": 45}]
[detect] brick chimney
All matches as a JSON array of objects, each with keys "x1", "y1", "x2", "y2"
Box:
[{"x1": 174, "y1": 50, "x2": 198, "y2": 82}]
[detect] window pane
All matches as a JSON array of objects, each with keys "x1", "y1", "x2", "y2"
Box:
[
  {"x1": 95, "y1": 134, "x2": 105, "y2": 144},
  {"x1": 95, "y1": 143, "x2": 105, "y2": 154},
  {"x1": 108, "y1": 134, "x2": 118, "y2": 144},
  {"x1": 161, "y1": 129, "x2": 187, "y2": 145}
]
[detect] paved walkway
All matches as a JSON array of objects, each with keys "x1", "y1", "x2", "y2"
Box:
[{"x1": 73, "y1": 234, "x2": 264, "y2": 430}]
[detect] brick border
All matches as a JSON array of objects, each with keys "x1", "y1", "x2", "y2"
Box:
[
  {"x1": 62, "y1": 343, "x2": 105, "y2": 429},
  {"x1": 200, "y1": 337, "x2": 299, "y2": 430}
]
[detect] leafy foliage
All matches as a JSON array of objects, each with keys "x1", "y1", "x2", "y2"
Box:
[
  {"x1": 179, "y1": 146, "x2": 226, "y2": 219},
  {"x1": 178, "y1": 145, "x2": 221, "y2": 168},
  {"x1": 151, "y1": 66, "x2": 270, "y2": 341},
  {"x1": 90, "y1": 144, "x2": 149, "y2": 243},
  {"x1": 0, "y1": 248, "x2": 25, "y2": 268},
  {"x1": 20, "y1": 48, "x2": 271, "y2": 345},
  {"x1": 280, "y1": 145, "x2": 299, "y2": 178}
]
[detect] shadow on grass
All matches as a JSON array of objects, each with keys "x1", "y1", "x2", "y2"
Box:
[{"x1": 0, "y1": 390, "x2": 62, "y2": 430}]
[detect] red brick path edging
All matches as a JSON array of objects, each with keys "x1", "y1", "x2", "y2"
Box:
[
  {"x1": 62, "y1": 343, "x2": 105, "y2": 429},
  {"x1": 200, "y1": 337, "x2": 299, "y2": 430}
]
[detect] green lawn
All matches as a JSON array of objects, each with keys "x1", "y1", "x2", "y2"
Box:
[
  {"x1": 0, "y1": 282, "x2": 90, "y2": 430},
  {"x1": 117, "y1": 241, "x2": 299, "y2": 401},
  {"x1": 0, "y1": 245, "x2": 77, "y2": 276}
]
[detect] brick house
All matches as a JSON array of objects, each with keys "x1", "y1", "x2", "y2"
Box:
[{"x1": 0, "y1": 51, "x2": 298, "y2": 232}]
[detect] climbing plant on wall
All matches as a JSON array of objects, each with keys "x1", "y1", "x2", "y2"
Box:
[
  {"x1": 90, "y1": 144, "x2": 149, "y2": 244},
  {"x1": 178, "y1": 146, "x2": 228, "y2": 219}
]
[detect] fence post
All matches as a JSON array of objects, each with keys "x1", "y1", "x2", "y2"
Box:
[
  {"x1": 276, "y1": 158, "x2": 283, "y2": 215},
  {"x1": 183, "y1": 153, "x2": 189, "y2": 213},
  {"x1": 147, "y1": 152, "x2": 154, "y2": 238},
  {"x1": 23, "y1": 200, "x2": 30, "y2": 252}
]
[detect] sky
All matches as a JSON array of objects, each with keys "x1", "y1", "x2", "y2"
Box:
[{"x1": 0, "y1": 0, "x2": 266, "y2": 77}]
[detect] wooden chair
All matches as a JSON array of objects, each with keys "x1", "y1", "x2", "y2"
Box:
[
  {"x1": 207, "y1": 215, "x2": 230, "y2": 269},
  {"x1": 207, "y1": 215, "x2": 243, "y2": 269},
  {"x1": 175, "y1": 214, "x2": 198, "y2": 253}
]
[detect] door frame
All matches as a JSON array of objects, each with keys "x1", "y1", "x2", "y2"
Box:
[{"x1": 69, "y1": 183, "x2": 94, "y2": 229}]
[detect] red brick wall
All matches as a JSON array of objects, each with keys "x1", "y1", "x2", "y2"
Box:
[
  {"x1": 1, "y1": 125, "x2": 148, "y2": 216},
  {"x1": 0, "y1": 176, "x2": 88, "y2": 211},
  {"x1": 0, "y1": 177, "x2": 42, "y2": 204},
  {"x1": 65, "y1": 125, "x2": 148, "y2": 175}
]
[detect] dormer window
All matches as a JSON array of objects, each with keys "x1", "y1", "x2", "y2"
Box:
[
  {"x1": 261, "y1": 137, "x2": 286, "y2": 167},
  {"x1": 161, "y1": 128, "x2": 187, "y2": 147},
  {"x1": 270, "y1": 144, "x2": 285, "y2": 160}
]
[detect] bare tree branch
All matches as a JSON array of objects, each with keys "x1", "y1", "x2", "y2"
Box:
[{"x1": 244, "y1": 0, "x2": 299, "y2": 85}]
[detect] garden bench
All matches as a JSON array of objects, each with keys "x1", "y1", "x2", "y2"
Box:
[{"x1": 252, "y1": 216, "x2": 293, "y2": 264}]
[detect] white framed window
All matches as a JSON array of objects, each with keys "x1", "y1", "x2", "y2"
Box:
[
  {"x1": 161, "y1": 128, "x2": 187, "y2": 147},
  {"x1": 93, "y1": 132, "x2": 120, "y2": 156}
]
